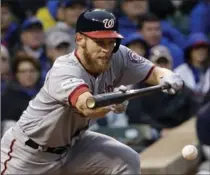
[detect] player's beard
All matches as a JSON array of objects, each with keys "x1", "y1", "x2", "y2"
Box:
[{"x1": 83, "y1": 44, "x2": 111, "y2": 74}]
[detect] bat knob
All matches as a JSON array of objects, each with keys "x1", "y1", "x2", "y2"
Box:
[{"x1": 86, "y1": 97, "x2": 96, "y2": 109}]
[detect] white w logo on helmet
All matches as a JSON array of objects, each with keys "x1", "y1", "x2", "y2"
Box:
[{"x1": 103, "y1": 19, "x2": 115, "y2": 29}]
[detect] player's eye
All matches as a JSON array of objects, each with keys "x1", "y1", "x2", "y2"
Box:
[
  {"x1": 95, "y1": 40, "x2": 104, "y2": 46},
  {"x1": 108, "y1": 40, "x2": 116, "y2": 46},
  {"x1": 95, "y1": 40, "x2": 116, "y2": 47}
]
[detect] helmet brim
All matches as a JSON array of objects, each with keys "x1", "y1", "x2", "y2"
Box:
[{"x1": 82, "y1": 31, "x2": 124, "y2": 39}]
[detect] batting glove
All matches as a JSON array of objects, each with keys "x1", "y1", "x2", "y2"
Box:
[{"x1": 160, "y1": 73, "x2": 184, "y2": 94}]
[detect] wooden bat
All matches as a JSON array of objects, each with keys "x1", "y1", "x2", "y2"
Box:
[{"x1": 86, "y1": 84, "x2": 171, "y2": 109}]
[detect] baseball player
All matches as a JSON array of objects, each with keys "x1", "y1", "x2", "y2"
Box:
[{"x1": 1, "y1": 9, "x2": 183, "y2": 175}]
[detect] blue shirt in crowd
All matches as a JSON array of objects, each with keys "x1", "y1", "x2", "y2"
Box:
[{"x1": 190, "y1": 0, "x2": 210, "y2": 35}]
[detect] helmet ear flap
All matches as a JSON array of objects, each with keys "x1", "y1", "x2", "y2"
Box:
[{"x1": 113, "y1": 39, "x2": 121, "y2": 53}]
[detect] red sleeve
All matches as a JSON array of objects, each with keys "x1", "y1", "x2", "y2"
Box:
[
  {"x1": 68, "y1": 84, "x2": 89, "y2": 107},
  {"x1": 141, "y1": 65, "x2": 156, "y2": 82}
]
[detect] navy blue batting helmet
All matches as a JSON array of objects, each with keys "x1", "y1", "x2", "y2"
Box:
[{"x1": 76, "y1": 9, "x2": 123, "y2": 52}]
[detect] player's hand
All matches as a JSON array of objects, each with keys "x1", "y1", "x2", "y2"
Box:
[
  {"x1": 76, "y1": 91, "x2": 112, "y2": 118},
  {"x1": 115, "y1": 85, "x2": 128, "y2": 93},
  {"x1": 110, "y1": 100, "x2": 129, "y2": 114},
  {"x1": 110, "y1": 85, "x2": 129, "y2": 113},
  {"x1": 86, "y1": 106, "x2": 112, "y2": 118},
  {"x1": 160, "y1": 73, "x2": 184, "y2": 94}
]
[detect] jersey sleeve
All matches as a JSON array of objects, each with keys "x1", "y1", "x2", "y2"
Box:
[
  {"x1": 114, "y1": 45, "x2": 155, "y2": 86},
  {"x1": 45, "y1": 62, "x2": 90, "y2": 107}
]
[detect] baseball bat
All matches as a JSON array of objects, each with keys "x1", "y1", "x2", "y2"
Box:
[{"x1": 86, "y1": 84, "x2": 171, "y2": 109}]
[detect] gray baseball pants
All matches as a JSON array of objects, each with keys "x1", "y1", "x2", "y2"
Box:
[{"x1": 1, "y1": 125, "x2": 140, "y2": 174}]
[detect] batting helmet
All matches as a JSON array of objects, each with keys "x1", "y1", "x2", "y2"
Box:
[{"x1": 76, "y1": 9, "x2": 124, "y2": 52}]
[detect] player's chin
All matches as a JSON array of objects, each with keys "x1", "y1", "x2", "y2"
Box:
[
  {"x1": 96, "y1": 61, "x2": 110, "y2": 71},
  {"x1": 99, "y1": 63, "x2": 110, "y2": 72}
]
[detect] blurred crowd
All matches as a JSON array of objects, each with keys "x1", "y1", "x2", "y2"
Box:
[{"x1": 1, "y1": 0, "x2": 210, "y2": 173}]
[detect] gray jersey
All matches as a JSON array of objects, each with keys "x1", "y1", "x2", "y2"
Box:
[{"x1": 17, "y1": 45, "x2": 154, "y2": 147}]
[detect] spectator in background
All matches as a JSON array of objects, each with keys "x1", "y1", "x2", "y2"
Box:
[
  {"x1": 1, "y1": 56, "x2": 41, "y2": 136},
  {"x1": 190, "y1": 0, "x2": 210, "y2": 35},
  {"x1": 90, "y1": 0, "x2": 117, "y2": 12},
  {"x1": 149, "y1": 45, "x2": 173, "y2": 70},
  {"x1": 45, "y1": 30, "x2": 73, "y2": 64},
  {"x1": 36, "y1": 0, "x2": 66, "y2": 31},
  {"x1": 126, "y1": 45, "x2": 197, "y2": 137},
  {"x1": 17, "y1": 0, "x2": 45, "y2": 19},
  {"x1": 36, "y1": 0, "x2": 59, "y2": 31},
  {"x1": 118, "y1": 0, "x2": 187, "y2": 49},
  {"x1": 15, "y1": 17, "x2": 49, "y2": 82},
  {"x1": 118, "y1": 0, "x2": 148, "y2": 39},
  {"x1": 174, "y1": 33, "x2": 210, "y2": 100},
  {"x1": 149, "y1": 0, "x2": 187, "y2": 48},
  {"x1": 47, "y1": 0, "x2": 88, "y2": 50},
  {"x1": 1, "y1": 0, "x2": 20, "y2": 55},
  {"x1": 62, "y1": 0, "x2": 88, "y2": 33},
  {"x1": 137, "y1": 13, "x2": 184, "y2": 69},
  {"x1": 122, "y1": 32, "x2": 149, "y2": 57},
  {"x1": 16, "y1": 17, "x2": 45, "y2": 59},
  {"x1": 2, "y1": 0, "x2": 26, "y2": 23},
  {"x1": 1, "y1": 45, "x2": 11, "y2": 93},
  {"x1": 169, "y1": 0, "x2": 198, "y2": 35}
]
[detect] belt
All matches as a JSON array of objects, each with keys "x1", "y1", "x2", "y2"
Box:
[
  {"x1": 25, "y1": 139, "x2": 69, "y2": 155},
  {"x1": 24, "y1": 126, "x2": 88, "y2": 154}
]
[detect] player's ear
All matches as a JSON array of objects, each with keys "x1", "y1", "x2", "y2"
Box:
[{"x1": 75, "y1": 33, "x2": 85, "y2": 47}]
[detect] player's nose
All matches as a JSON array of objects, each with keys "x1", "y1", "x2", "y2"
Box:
[{"x1": 101, "y1": 48, "x2": 109, "y2": 55}]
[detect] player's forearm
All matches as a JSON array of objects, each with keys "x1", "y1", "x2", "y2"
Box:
[
  {"x1": 145, "y1": 67, "x2": 174, "y2": 85},
  {"x1": 75, "y1": 92, "x2": 111, "y2": 119}
]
